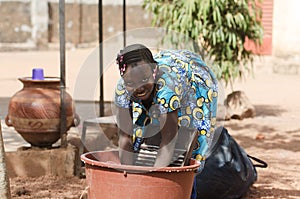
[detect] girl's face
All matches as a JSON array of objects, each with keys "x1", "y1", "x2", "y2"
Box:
[{"x1": 122, "y1": 61, "x2": 155, "y2": 101}]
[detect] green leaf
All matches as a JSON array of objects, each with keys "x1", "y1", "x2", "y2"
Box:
[
  {"x1": 232, "y1": 34, "x2": 236, "y2": 48},
  {"x1": 215, "y1": 6, "x2": 221, "y2": 25},
  {"x1": 212, "y1": 32, "x2": 216, "y2": 45}
]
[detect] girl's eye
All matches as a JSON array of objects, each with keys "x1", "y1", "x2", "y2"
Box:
[
  {"x1": 142, "y1": 77, "x2": 149, "y2": 83},
  {"x1": 125, "y1": 82, "x2": 133, "y2": 87}
]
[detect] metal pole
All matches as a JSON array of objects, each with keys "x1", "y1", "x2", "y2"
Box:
[
  {"x1": 59, "y1": 0, "x2": 67, "y2": 147},
  {"x1": 123, "y1": 0, "x2": 126, "y2": 47},
  {"x1": 99, "y1": 0, "x2": 104, "y2": 117},
  {"x1": 0, "y1": 122, "x2": 11, "y2": 199}
]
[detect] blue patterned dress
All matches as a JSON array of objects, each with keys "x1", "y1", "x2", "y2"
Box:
[{"x1": 115, "y1": 49, "x2": 218, "y2": 166}]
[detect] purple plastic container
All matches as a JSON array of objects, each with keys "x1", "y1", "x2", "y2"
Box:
[{"x1": 32, "y1": 68, "x2": 44, "y2": 80}]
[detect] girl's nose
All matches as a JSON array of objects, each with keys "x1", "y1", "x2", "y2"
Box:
[{"x1": 135, "y1": 86, "x2": 145, "y2": 93}]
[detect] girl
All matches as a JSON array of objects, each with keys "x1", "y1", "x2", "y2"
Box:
[{"x1": 114, "y1": 44, "x2": 218, "y2": 171}]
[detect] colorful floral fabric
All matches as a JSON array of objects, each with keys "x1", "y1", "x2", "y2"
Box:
[{"x1": 115, "y1": 49, "x2": 218, "y2": 163}]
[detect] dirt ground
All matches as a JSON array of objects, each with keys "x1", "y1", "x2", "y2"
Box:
[{"x1": 7, "y1": 56, "x2": 300, "y2": 198}]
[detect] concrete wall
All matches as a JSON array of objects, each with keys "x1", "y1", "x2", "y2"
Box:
[
  {"x1": 0, "y1": 0, "x2": 151, "y2": 50},
  {"x1": 0, "y1": 0, "x2": 49, "y2": 50}
]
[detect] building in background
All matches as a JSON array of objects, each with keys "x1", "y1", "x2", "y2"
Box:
[{"x1": 0, "y1": 0, "x2": 299, "y2": 58}]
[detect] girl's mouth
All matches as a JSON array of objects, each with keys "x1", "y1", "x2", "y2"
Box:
[{"x1": 136, "y1": 91, "x2": 147, "y2": 97}]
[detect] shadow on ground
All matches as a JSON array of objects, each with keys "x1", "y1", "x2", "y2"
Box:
[
  {"x1": 245, "y1": 186, "x2": 300, "y2": 199},
  {"x1": 225, "y1": 104, "x2": 300, "y2": 152},
  {"x1": 253, "y1": 104, "x2": 286, "y2": 117}
]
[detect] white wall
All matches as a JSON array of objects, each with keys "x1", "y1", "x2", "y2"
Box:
[{"x1": 273, "y1": 0, "x2": 300, "y2": 56}]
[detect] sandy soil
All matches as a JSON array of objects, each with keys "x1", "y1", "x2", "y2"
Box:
[
  {"x1": 5, "y1": 52, "x2": 300, "y2": 198},
  {"x1": 9, "y1": 176, "x2": 87, "y2": 199},
  {"x1": 9, "y1": 107, "x2": 300, "y2": 199}
]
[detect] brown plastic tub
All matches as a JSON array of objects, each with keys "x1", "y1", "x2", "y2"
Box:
[{"x1": 81, "y1": 150, "x2": 200, "y2": 199}]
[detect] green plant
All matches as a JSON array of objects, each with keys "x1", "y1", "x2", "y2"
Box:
[{"x1": 143, "y1": 0, "x2": 263, "y2": 89}]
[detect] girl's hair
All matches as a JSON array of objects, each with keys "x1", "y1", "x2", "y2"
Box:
[{"x1": 116, "y1": 44, "x2": 157, "y2": 75}]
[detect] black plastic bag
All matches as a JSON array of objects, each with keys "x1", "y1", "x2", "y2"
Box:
[{"x1": 196, "y1": 127, "x2": 267, "y2": 199}]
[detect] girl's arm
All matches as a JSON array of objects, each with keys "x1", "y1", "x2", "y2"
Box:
[
  {"x1": 154, "y1": 109, "x2": 178, "y2": 167},
  {"x1": 116, "y1": 107, "x2": 134, "y2": 165}
]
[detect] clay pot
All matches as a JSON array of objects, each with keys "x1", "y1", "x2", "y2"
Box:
[
  {"x1": 81, "y1": 150, "x2": 200, "y2": 199},
  {"x1": 5, "y1": 77, "x2": 77, "y2": 147}
]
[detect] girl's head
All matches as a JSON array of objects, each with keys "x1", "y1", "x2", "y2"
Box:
[
  {"x1": 116, "y1": 44, "x2": 157, "y2": 76},
  {"x1": 116, "y1": 44, "x2": 158, "y2": 101}
]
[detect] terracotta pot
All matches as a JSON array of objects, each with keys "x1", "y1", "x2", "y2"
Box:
[
  {"x1": 81, "y1": 150, "x2": 200, "y2": 199},
  {"x1": 5, "y1": 77, "x2": 77, "y2": 147}
]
